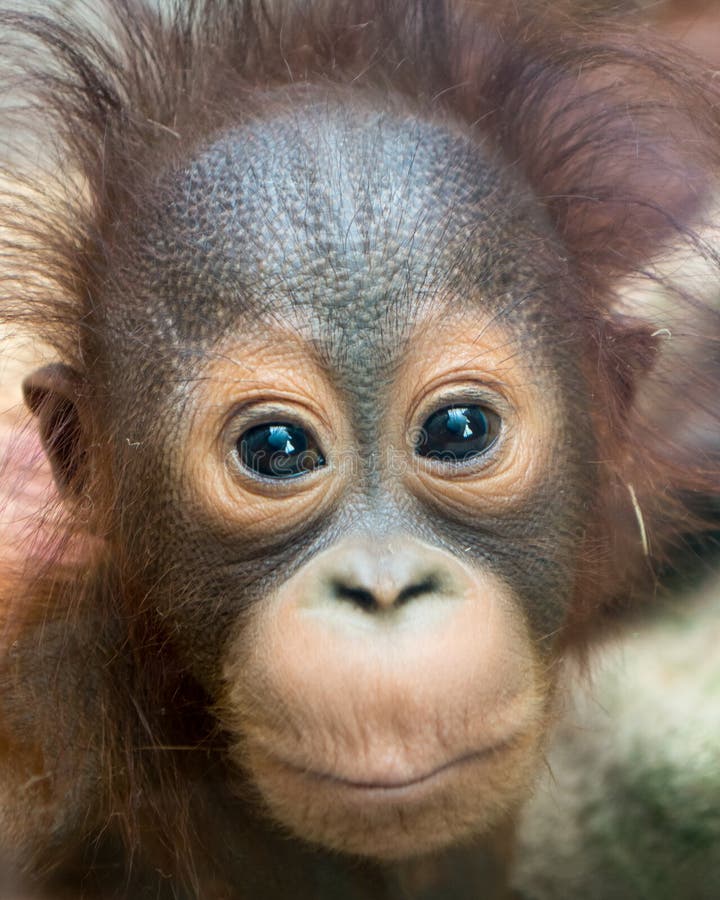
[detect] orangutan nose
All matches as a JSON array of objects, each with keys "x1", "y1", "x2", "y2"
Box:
[{"x1": 315, "y1": 537, "x2": 462, "y2": 613}]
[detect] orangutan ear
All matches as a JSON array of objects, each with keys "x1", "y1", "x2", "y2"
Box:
[{"x1": 23, "y1": 363, "x2": 87, "y2": 499}]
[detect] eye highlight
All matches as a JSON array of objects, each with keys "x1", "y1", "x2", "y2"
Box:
[
  {"x1": 415, "y1": 405, "x2": 501, "y2": 463},
  {"x1": 238, "y1": 423, "x2": 326, "y2": 479}
]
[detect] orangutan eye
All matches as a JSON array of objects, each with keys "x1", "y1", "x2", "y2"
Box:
[
  {"x1": 238, "y1": 423, "x2": 326, "y2": 479},
  {"x1": 415, "y1": 405, "x2": 501, "y2": 462}
]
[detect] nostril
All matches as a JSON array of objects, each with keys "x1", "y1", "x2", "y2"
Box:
[
  {"x1": 331, "y1": 581, "x2": 378, "y2": 611},
  {"x1": 395, "y1": 575, "x2": 440, "y2": 606},
  {"x1": 330, "y1": 574, "x2": 442, "y2": 611}
]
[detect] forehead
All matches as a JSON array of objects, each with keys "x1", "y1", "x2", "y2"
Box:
[{"x1": 128, "y1": 97, "x2": 549, "y2": 371}]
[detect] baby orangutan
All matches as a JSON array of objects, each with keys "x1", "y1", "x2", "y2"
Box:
[{"x1": 0, "y1": 1, "x2": 718, "y2": 897}]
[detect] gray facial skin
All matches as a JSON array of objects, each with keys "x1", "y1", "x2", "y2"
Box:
[{"x1": 94, "y1": 91, "x2": 594, "y2": 681}]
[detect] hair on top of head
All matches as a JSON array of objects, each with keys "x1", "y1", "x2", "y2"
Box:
[{"x1": 0, "y1": 0, "x2": 719, "y2": 351}]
